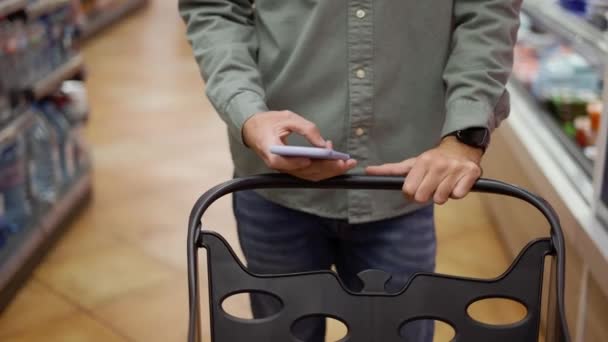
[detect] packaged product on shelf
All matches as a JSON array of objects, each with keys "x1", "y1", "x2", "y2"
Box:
[
  {"x1": 587, "y1": 101, "x2": 603, "y2": 144},
  {"x1": 514, "y1": 14, "x2": 558, "y2": 88},
  {"x1": 57, "y1": 81, "x2": 91, "y2": 172},
  {"x1": 26, "y1": 107, "x2": 62, "y2": 205},
  {"x1": 60, "y1": 80, "x2": 89, "y2": 124},
  {"x1": 513, "y1": 45, "x2": 540, "y2": 88},
  {"x1": 42, "y1": 3, "x2": 77, "y2": 68},
  {"x1": 25, "y1": 20, "x2": 51, "y2": 86},
  {"x1": 546, "y1": 91, "x2": 598, "y2": 124},
  {"x1": 574, "y1": 116, "x2": 592, "y2": 147},
  {"x1": 532, "y1": 46, "x2": 602, "y2": 122},
  {"x1": 36, "y1": 99, "x2": 78, "y2": 184},
  {"x1": 0, "y1": 216, "x2": 16, "y2": 250},
  {"x1": 0, "y1": 89, "x2": 12, "y2": 125},
  {"x1": 533, "y1": 47, "x2": 601, "y2": 101},
  {"x1": 558, "y1": 99, "x2": 603, "y2": 150},
  {"x1": 0, "y1": 19, "x2": 29, "y2": 89},
  {"x1": 560, "y1": 0, "x2": 588, "y2": 14},
  {"x1": 0, "y1": 1, "x2": 78, "y2": 92},
  {"x1": 0, "y1": 131, "x2": 31, "y2": 232},
  {"x1": 586, "y1": 0, "x2": 608, "y2": 30}
]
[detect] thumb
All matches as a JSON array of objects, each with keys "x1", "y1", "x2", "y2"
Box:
[{"x1": 366, "y1": 158, "x2": 416, "y2": 176}]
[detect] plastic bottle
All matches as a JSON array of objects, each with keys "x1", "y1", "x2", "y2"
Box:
[
  {"x1": 27, "y1": 108, "x2": 61, "y2": 205},
  {"x1": 0, "y1": 86, "x2": 12, "y2": 125},
  {"x1": 27, "y1": 20, "x2": 50, "y2": 86},
  {"x1": 37, "y1": 101, "x2": 76, "y2": 184},
  {"x1": 0, "y1": 132, "x2": 31, "y2": 232},
  {"x1": 0, "y1": 216, "x2": 14, "y2": 250}
]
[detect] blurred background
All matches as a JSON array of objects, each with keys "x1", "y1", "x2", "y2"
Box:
[{"x1": 0, "y1": 0, "x2": 606, "y2": 341}]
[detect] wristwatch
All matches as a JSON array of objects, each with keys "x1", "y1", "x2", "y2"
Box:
[{"x1": 449, "y1": 127, "x2": 490, "y2": 152}]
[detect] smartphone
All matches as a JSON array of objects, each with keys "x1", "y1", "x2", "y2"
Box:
[{"x1": 270, "y1": 145, "x2": 351, "y2": 160}]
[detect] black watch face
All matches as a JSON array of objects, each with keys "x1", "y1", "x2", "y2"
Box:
[{"x1": 457, "y1": 128, "x2": 489, "y2": 148}]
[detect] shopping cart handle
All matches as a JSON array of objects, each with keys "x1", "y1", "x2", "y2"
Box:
[{"x1": 188, "y1": 174, "x2": 562, "y2": 242}]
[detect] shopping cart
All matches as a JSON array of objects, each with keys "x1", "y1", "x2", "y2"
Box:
[{"x1": 187, "y1": 174, "x2": 571, "y2": 342}]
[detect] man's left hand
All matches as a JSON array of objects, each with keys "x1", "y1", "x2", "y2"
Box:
[{"x1": 365, "y1": 136, "x2": 483, "y2": 205}]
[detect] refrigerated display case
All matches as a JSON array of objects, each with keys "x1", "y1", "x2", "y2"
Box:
[{"x1": 483, "y1": 1, "x2": 608, "y2": 340}]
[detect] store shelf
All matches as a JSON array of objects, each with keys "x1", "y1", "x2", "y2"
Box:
[
  {"x1": 522, "y1": 0, "x2": 608, "y2": 67},
  {"x1": 27, "y1": 54, "x2": 85, "y2": 101},
  {"x1": 0, "y1": 110, "x2": 35, "y2": 145},
  {"x1": 0, "y1": 0, "x2": 27, "y2": 17},
  {"x1": 26, "y1": 0, "x2": 70, "y2": 18},
  {"x1": 79, "y1": 0, "x2": 148, "y2": 41},
  {"x1": 0, "y1": 172, "x2": 92, "y2": 312}
]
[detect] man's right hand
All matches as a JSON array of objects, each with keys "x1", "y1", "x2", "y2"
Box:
[{"x1": 242, "y1": 110, "x2": 357, "y2": 181}]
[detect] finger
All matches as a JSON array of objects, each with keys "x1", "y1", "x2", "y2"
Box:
[
  {"x1": 403, "y1": 161, "x2": 428, "y2": 199},
  {"x1": 316, "y1": 159, "x2": 357, "y2": 178},
  {"x1": 366, "y1": 158, "x2": 416, "y2": 176},
  {"x1": 345, "y1": 159, "x2": 357, "y2": 169},
  {"x1": 283, "y1": 113, "x2": 326, "y2": 147},
  {"x1": 414, "y1": 165, "x2": 447, "y2": 203},
  {"x1": 290, "y1": 165, "x2": 329, "y2": 182},
  {"x1": 451, "y1": 162, "x2": 482, "y2": 199},
  {"x1": 266, "y1": 154, "x2": 312, "y2": 172},
  {"x1": 434, "y1": 173, "x2": 461, "y2": 205},
  {"x1": 297, "y1": 159, "x2": 357, "y2": 181},
  {"x1": 289, "y1": 169, "x2": 322, "y2": 182},
  {"x1": 414, "y1": 157, "x2": 456, "y2": 203},
  {"x1": 452, "y1": 174, "x2": 478, "y2": 199}
]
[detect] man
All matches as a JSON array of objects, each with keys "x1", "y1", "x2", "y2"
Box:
[{"x1": 180, "y1": 0, "x2": 521, "y2": 340}]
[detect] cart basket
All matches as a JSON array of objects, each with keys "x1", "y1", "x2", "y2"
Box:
[{"x1": 187, "y1": 174, "x2": 571, "y2": 342}]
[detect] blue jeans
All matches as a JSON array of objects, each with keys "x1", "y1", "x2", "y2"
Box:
[{"x1": 234, "y1": 190, "x2": 436, "y2": 342}]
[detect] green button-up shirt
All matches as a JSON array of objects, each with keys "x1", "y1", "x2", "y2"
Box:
[{"x1": 180, "y1": 0, "x2": 521, "y2": 223}]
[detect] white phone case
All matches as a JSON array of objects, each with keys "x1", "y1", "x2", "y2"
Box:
[{"x1": 270, "y1": 145, "x2": 350, "y2": 160}]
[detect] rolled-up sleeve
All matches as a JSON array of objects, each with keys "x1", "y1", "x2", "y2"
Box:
[
  {"x1": 179, "y1": 0, "x2": 268, "y2": 144},
  {"x1": 441, "y1": 0, "x2": 522, "y2": 137}
]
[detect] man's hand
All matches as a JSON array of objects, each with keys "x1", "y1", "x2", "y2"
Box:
[
  {"x1": 365, "y1": 136, "x2": 483, "y2": 204},
  {"x1": 243, "y1": 110, "x2": 357, "y2": 181}
]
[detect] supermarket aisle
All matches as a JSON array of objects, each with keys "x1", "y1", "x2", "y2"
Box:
[{"x1": 0, "y1": 1, "x2": 522, "y2": 341}]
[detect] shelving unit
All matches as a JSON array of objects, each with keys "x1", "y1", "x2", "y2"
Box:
[
  {"x1": 0, "y1": 0, "x2": 93, "y2": 312},
  {"x1": 79, "y1": 0, "x2": 148, "y2": 41},
  {"x1": 0, "y1": 172, "x2": 93, "y2": 311},
  {"x1": 0, "y1": 110, "x2": 35, "y2": 145},
  {"x1": 0, "y1": 109, "x2": 94, "y2": 313},
  {"x1": 27, "y1": 54, "x2": 85, "y2": 101},
  {"x1": 486, "y1": 3, "x2": 608, "y2": 339}
]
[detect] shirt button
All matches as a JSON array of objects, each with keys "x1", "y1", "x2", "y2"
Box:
[
  {"x1": 355, "y1": 127, "x2": 365, "y2": 137},
  {"x1": 356, "y1": 9, "x2": 366, "y2": 18},
  {"x1": 356, "y1": 69, "x2": 366, "y2": 79}
]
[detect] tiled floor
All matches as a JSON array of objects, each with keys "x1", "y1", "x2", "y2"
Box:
[{"x1": 0, "y1": 1, "x2": 525, "y2": 341}]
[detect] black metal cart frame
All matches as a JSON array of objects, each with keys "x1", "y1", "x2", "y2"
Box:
[{"x1": 187, "y1": 174, "x2": 571, "y2": 342}]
